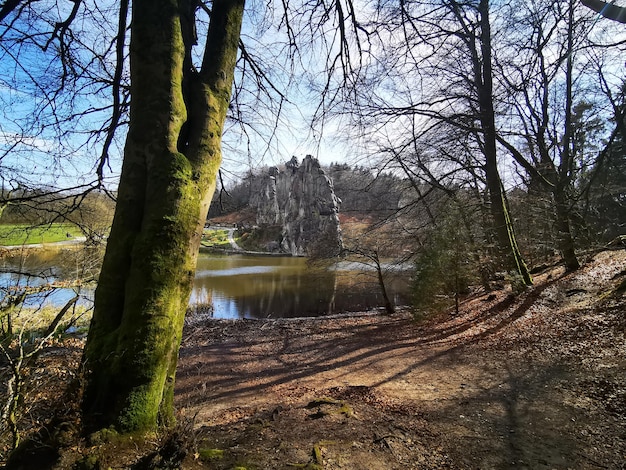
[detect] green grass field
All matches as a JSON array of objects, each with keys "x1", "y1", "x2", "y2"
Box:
[
  {"x1": 201, "y1": 229, "x2": 232, "y2": 248},
  {"x1": 0, "y1": 223, "x2": 84, "y2": 246}
]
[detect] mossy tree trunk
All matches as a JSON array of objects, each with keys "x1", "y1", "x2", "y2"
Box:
[
  {"x1": 82, "y1": 0, "x2": 245, "y2": 434},
  {"x1": 469, "y1": 0, "x2": 533, "y2": 285}
]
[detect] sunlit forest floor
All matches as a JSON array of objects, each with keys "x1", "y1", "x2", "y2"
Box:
[{"x1": 3, "y1": 249, "x2": 625, "y2": 469}]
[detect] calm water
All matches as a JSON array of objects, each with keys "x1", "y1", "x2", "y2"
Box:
[
  {"x1": 190, "y1": 254, "x2": 410, "y2": 319},
  {"x1": 1, "y1": 249, "x2": 411, "y2": 319}
]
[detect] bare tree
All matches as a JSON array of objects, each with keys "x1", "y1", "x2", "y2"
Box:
[
  {"x1": 81, "y1": 0, "x2": 368, "y2": 435},
  {"x1": 1, "y1": 0, "x2": 368, "y2": 438},
  {"x1": 493, "y1": 0, "x2": 624, "y2": 270},
  {"x1": 332, "y1": 0, "x2": 624, "y2": 277},
  {"x1": 337, "y1": 0, "x2": 533, "y2": 284}
]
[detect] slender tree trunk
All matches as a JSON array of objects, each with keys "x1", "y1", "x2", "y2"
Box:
[
  {"x1": 374, "y1": 254, "x2": 395, "y2": 315},
  {"x1": 476, "y1": 0, "x2": 532, "y2": 285},
  {"x1": 554, "y1": 184, "x2": 580, "y2": 271},
  {"x1": 82, "y1": 0, "x2": 245, "y2": 433},
  {"x1": 555, "y1": 0, "x2": 580, "y2": 272}
]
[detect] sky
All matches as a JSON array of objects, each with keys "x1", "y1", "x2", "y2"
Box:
[
  {"x1": 0, "y1": 0, "x2": 366, "y2": 191},
  {"x1": 1, "y1": 0, "x2": 625, "y2": 193}
]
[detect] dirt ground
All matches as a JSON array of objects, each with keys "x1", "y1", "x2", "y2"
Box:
[
  {"x1": 173, "y1": 249, "x2": 626, "y2": 469},
  {"x1": 1, "y1": 249, "x2": 625, "y2": 469}
]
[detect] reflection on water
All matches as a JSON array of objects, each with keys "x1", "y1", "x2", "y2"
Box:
[
  {"x1": 190, "y1": 254, "x2": 410, "y2": 319},
  {"x1": 0, "y1": 247, "x2": 98, "y2": 308},
  {"x1": 1, "y1": 249, "x2": 411, "y2": 319}
]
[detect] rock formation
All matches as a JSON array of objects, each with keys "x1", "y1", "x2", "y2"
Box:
[{"x1": 250, "y1": 155, "x2": 342, "y2": 256}]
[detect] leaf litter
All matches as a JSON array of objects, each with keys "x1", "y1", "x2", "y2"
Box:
[{"x1": 1, "y1": 249, "x2": 624, "y2": 469}]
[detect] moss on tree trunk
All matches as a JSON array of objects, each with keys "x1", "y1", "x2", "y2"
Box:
[
  {"x1": 476, "y1": 0, "x2": 532, "y2": 286},
  {"x1": 82, "y1": 0, "x2": 245, "y2": 434}
]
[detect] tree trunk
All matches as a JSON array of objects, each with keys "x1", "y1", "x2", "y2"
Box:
[
  {"x1": 476, "y1": 0, "x2": 532, "y2": 286},
  {"x1": 555, "y1": 0, "x2": 580, "y2": 272},
  {"x1": 373, "y1": 254, "x2": 395, "y2": 315},
  {"x1": 554, "y1": 184, "x2": 580, "y2": 271},
  {"x1": 82, "y1": 0, "x2": 245, "y2": 434}
]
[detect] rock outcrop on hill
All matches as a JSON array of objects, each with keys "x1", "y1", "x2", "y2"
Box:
[{"x1": 250, "y1": 155, "x2": 342, "y2": 256}]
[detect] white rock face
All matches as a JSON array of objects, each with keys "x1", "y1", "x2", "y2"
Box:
[{"x1": 251, "y1": 155, "x2": 342, "y2": 256}]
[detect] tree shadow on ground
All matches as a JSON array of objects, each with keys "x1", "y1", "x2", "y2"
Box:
[{"x1": 176, "y1": 273, "x2": 566, "y2": 403}]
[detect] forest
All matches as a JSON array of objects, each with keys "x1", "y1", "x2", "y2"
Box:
[{"x1": 0, "y1": 0, "x2": 625, "y2": 468}]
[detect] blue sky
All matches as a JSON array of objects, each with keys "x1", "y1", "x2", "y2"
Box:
[
  {"x1": 1, "y1": 0, "x2": 625, "y2": 193},
  {"x1": 0, "y1": 0, "x2": 364, "y2": 191}
]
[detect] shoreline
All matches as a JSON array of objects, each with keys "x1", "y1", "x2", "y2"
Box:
[
  {"x1": 185, "y1": 305, "x2": 412, "y2": 325},
  {"x1": 0, "y1": 237, "x2": 87, "y2": 250}
]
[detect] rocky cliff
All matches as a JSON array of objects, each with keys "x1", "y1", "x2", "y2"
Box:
[{"x1": 250, "y1": 155, "x2": 342, "y2": 256}]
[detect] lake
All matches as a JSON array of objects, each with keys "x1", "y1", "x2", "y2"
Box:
[{"x1": 1, "y1": 248, "x2": 412, "y2": 319}]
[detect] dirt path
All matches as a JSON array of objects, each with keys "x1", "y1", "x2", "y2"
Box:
[
  {"x1": 3, "y1": 251, "x2": 624, "y2": 469},
  {"x1": 176, "y1": 250, "x2": 626, "y2": 469}
]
